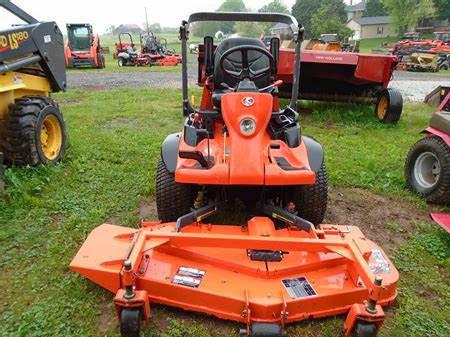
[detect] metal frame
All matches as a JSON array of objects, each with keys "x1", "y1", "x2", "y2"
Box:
[
  {"x1": 0, "y1": 0, "x2": 66, "y2": 92},
  {"x1": 179, "y1": 12, "x2": 304, "y2": 115},
  {"x1": 0, "y1": 0, "x2": 38, "y2": 24}
]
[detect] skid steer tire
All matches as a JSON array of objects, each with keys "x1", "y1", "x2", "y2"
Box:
[
  {"x1": 156, "y1": 159, "x2": 194, "y2": 222},
  {"x1": 293, "y1": 162, "x2": 328, "y2": 226},
  {"x1": 1, "y1": 96, "x2": 66, "y2": 166},
  {"x1": 97, "y1": 53, "x2": 106, "y2": 69},
  {"x1": 375, "y1": 88, "x2": 403, "y2": 124}
]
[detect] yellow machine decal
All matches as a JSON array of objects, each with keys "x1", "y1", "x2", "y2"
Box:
[{"x1": 0, "y1": 30, "x2": 29, "y2": 52}]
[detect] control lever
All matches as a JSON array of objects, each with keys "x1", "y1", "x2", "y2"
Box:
[
  {"x1": 176, "y1": 203, "x2": 218, "y2": 232},
  {"x1": 263, "y1": 203, "x2": 313, "y2": 232},
  {"x1": 259, "y1": 80, "x2": 283, "y2": 93}
]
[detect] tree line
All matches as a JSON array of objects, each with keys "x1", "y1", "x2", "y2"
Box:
[{"x1": 108, "y1": 0, "x2": 449, "y2": 38}]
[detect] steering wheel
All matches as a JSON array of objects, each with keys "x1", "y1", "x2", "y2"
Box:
[{"x1": 219, "y1": 45, "x2": 275, "y2": 82}]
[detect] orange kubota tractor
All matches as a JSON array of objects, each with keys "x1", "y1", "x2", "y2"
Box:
[
  {"x1": 64, "y1": 23, "x2": 105, "y2": 68},
  {"x1": 71, "y1": 12, "x2": 398, "y2": 337}
]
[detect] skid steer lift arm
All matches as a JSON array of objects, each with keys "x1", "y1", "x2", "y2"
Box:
[{"x1": 0, "y1": 0, "x2": 66, "y2": 92}]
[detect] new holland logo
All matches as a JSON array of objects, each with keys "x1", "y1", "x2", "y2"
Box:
[{"x1": 242, "y1": 96, "x2": 255, "y2": 107}]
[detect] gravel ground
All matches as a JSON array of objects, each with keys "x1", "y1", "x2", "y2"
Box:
[
  {"x1": 389, "y1": 71, "x2": 450, "y2": 102},
  {"x1": 67, "y1": 69, "x2": 450, "y2": 102}
]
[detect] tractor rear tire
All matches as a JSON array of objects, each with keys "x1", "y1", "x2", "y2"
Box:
[
  {"x1": 119, "y1": 308, "x2": 141, "y2": 337},
  {"x1": 156, "y1": 159, "x2": 194, "y2": 222},
  {"x1": 1, "y1": 96, "x2": 66, "y2": 166},
  {"x1": 375, "y1": 88, "x2": 403, "y2": 124},
  {"x1": 405, "y1": 136, "x2": 450, "y2": 204},
  {"x1": 293, "y1": 162, "x2": 328, "y2": 226},
  {"x1": 97, "y1": 53, "x2": 105, "y2": 69}
]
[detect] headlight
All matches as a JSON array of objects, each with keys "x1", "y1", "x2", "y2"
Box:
[{"x1": 240, "y1": 118, "x2": 256, "y2": 136}]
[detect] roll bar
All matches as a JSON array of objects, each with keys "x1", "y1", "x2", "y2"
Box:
[
  {"x1": 187, "y1": 12, "x2": 300, "y2": 34},
  {"x1": 179, "y1": 12, "x2": 304, "y2": 115}
]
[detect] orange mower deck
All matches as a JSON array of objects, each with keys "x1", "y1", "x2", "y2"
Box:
[{"x1": 70, "y1": 217, "x2": 398, "y2": 336}]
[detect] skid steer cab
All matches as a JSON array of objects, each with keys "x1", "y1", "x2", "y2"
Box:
[
  {"x1": 65, "y1": 23, "x2": 105, "y2": 69},
  {"x1": 0, "y1": 0, "x2": 67, "y2": 184},
  {"x1": 158, "y1": 12, "x2": 328, "y2": 226}
]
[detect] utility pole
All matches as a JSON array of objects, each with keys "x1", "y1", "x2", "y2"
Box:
[{"x1": 145, "y1": 7, "x2": 150, "y2": 34}]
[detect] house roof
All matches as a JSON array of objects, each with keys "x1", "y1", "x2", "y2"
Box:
[
  {"x1": 345, "y1": 0, "x2": 366, "y2": 12},
  {"x1": 353, "y1": 16, "x2": 393, "y2": 26}
]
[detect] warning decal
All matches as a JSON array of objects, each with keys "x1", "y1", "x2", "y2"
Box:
[
  {"x1": 172, "y1": 266, "x2": 205, "y2": 288},
  {"x1": 282, "y1": 277, "x2": 317, "y2": 299}
]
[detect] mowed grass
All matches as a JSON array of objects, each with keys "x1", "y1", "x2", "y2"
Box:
[{"x1": 0, "y1": 89, "x2": 449, "y2": 337}]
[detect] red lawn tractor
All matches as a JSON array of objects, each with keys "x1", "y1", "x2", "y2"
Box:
[
  {"x1": 115, "y1": 32, "x2": 181, "y2": 67},
  {"x1": 405, "y1": 87, "x2": 450, "y2": 204},
  {"x1": 64, "y1": 23, "x2": 105, "y2": 68}
]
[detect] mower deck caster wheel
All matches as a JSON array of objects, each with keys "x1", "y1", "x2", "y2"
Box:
[
  {"x1": 239, "y1": 323, "x2": 282, "y2": 337},
  {"x1": 355, "y1": 321, "x2": 377, "y2": 337},
  {"x1": 120, "y1": 308, "x2": 142, "y2": 337}
]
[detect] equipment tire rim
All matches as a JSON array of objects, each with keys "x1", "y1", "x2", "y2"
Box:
[
  {"x1": 377, "y1": 95, "x2": 388, "y2": 120},
  {"x1": 40, "y1": 114, "x2": 63, "y2": 160},
  {"x1": 414, "y1": 151, "x2": 440, "y2": 189}
]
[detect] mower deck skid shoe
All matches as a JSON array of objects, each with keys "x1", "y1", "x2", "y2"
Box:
[{"x1": 70, "y1": 217, "x2": 398, "y2": 336}]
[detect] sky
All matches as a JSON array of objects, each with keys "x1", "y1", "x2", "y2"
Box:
[{"x1": 1, "y1": 0, "x2": 304, "y2": 34}]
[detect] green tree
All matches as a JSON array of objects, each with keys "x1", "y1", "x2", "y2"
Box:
[
  {"x1": 363, "y1": 0, "x2": 388, "y2": 17},
  {"x1": 217, "y1": 0, "x2": 247, "y2": 34},
  {"x1": 292, "y1": 0, "x2": 347, "y2": 38},
  {"x1": 149, "y1": 23, "x2": 162, "y2": 33},
  {"x1": 434, "y1": 0, "x2": 450, "y2": 20},
  {"x1": 258, "y1": 0, "x2": 290, "y2": 34},
  {"x1": 192, "y1": 0, "x2": 246, "y2": 37},
  {"x1": 310, "y1": 2, "x2": 353, "y2": 38},
  {"x1": 383, "y1": 0, "x2": 436, "y2": 34},
  {"x1": 259, "y1": 0, "x2": 289, "y2": 14}
]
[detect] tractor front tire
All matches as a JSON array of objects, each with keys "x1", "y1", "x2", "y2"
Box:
[
  {"x1": 375, "y1": 88, "x2": 403, "y2": 124},
  {"x1": 293, "y1": 162, "x2": 328, "y2": 226},
  {"x1": 405, "y1": 136, "x2": 450, "y2": 204},
  {"x1": 156, "y1": 159, "x2": 194, "y2": 222},
  {"x1": 1, "y1": 96, "x2": 66, "y2": 166}
]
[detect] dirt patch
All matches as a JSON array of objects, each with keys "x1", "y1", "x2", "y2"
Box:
[
  {"x1": 97, "y1": 299, "x2": 116, "y2": 334},
  {"x1": 325, "y1": 187, "x2": 435, "y2": 252},
  {"x1": 139, "y1": 199, "x2": 158, "y2": 220},
  {"x1": 140, "y1": 188, "x2": 434, "y2": 252}
]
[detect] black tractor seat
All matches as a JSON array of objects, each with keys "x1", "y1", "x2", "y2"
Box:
[
  {"x1": 430, "y1": 111, "x2": 450, "y2": 135},
  {"x1": 212, "y1": 37, "x2": 272, "y2": 108}
]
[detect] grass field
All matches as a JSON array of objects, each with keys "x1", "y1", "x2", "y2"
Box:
[{"x1": 0, "y1": 89, "x2": 449, "y2": 337}]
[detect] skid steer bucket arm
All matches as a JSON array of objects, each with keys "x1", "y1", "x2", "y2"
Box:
[{"x1": 0, "y1": 0, "x2": 66, "y2": 92}]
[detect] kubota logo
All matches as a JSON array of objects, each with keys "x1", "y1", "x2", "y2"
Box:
[{"x1": 242, "y1": 96, "x2": 254, "y2": 107}]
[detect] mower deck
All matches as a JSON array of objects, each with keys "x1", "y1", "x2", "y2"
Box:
[{"x1": 71, "y1": 217, "x2": 398, "y2": 335}]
